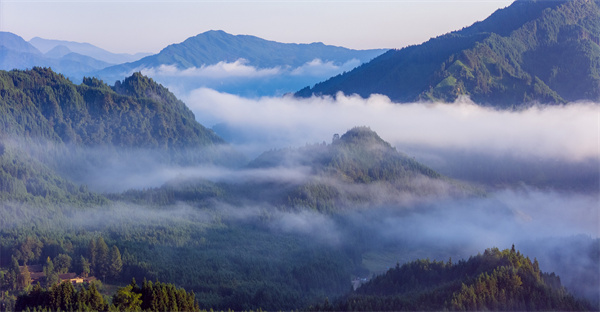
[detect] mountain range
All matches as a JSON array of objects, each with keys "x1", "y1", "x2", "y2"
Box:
[
  {"x1": 4, "y1": 0, "x2": 599, "y2": 106},
  {"x1": 0, "y1": 30, "x2": 386, "y2": 95},
  {"x1": 1, "y1": 68, "x2": 458, "y2": 207},
  {"x1": 94, "y1": 30, "x2": 387, "y2": 96},
  {"x1": 98, "y1": 30, "x2": 385, "y2": 77},
  {"x1": 28, "y1": 37, "x2": 151, "y2": 64},
  {"x1": 0, "y1": 32, "x2": 148, "y2": 81},
  {"x1": 0, "y1": 2, "x2": 599, "y2": 309},
  {"x1": 0, "y1": 68, "x2": 597, "y2": 310},
  {"x1": 297, "y1": 0, "x2": 600, "y2": 107}
]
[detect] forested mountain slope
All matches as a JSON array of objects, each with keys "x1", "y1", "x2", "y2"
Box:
[
  {"x1": 0, "y1": 67, "x2": 223, "y2": 148},
  {"x1": 0, "y1": 67, "x2": 241, "y2": 201},
  {"x1": 314, "y1": 246, "x2": 591, "y2": 311},
  {"x1": 120, "y1": 127, "x2": 474, "y2": 212},
  {"x1": 297, "y1": 0, "x2": 600, "y2": 107},
  {"x1": 249, "y1": 126, "x2": 440, "y2": 182}
]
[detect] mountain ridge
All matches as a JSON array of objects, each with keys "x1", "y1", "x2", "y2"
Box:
[
  {"x1": 97, "y1": 30, "x2": 387, "y2": 80},
  {"x1": 296, "y1": 0, "x2": 600, "y2": 107},
  {"x1": 0, "y1": 67, "x2": 223, "y2": 149},
  {"x1": 29, "y1": 37, "x2": 150, "y2": 64},
  {"x1": 313, "y1": 246, "x2": 591, "y2": 311}
]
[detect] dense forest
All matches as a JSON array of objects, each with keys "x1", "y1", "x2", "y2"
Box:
[
  {"x1": 0, "y1": 67, "x2": 224, "y2": 148},
  {"x1": 312, "y1": 246, "x2": 591, "y2": 311},
  {"x1": 296, "y1": 0, "x2": 600, "y2": 107},
  {"x1": 14, "y1": 279, "x2": 199, "y2": 312}
]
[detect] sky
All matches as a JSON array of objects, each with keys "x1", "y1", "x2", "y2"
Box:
[{"x1": 2, "y1": 0, "x2": 513, "y2": 54}]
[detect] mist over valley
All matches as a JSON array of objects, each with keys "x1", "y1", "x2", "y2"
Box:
[{"x1": 1, "y1": 0, "x2": 599, "y2": 310}]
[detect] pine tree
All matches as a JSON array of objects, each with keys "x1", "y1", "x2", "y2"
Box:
[
  {"x1": 112, "y1": 284, "x2": 142, "y2": 311},
  {"x1": 80, "y1": 256, "x2": 90, "y2": 278},
  {"x1": 88, "y1": 239, "x2": 97, "y2": 275},
  {"x1": 8, "y1": 256, "x2": 20, "y2": 290},
  {"x1": 17, "y1": 262, "x2": 31, "y2": 289},
  {"x1": 109, "y1": 245, "x2": 123, "y2": 280},
  {"x1": 96, "y1": 237, "x2": 109, "y2": 281}
]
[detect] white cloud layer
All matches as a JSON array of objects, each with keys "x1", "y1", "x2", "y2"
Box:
[
  {"x1": 184, "y1": 89, "x2": 599, "y2": 162},
  {"x1": 140, "y1": 59, "x2": 281, "y2": 79},
  {"x1": 290, "y1": 58, "x2": 361, "y2": 77},
  {"x1": 129, "y1": 58, "x2": 365, "y2": 98}
]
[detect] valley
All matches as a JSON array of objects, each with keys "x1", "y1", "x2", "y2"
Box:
[{"x1": 0, "y1": 0, "x2": 599, "y2": 311}]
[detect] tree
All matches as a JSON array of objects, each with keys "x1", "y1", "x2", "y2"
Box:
[
  {"x1": 88, "y1": 239, "x2": 97, "y2": 275},
  {"x1": 43, "y1": 256, "x2": 59, "y2": 286},
  {"x1": 96, "y1": 237, "x2": 109, "y2": 280},
  {"x1": 112, "y1": 285, "x2": 142, "y2": 311},
  {"x1": 16, "y1": 236, "x2": 43, "y2": 264},
  {"x1": 7, "y1": 256, "x2": 20, "y2": 290},
  {"x1": 86, "y1": 282, "x2": 107, "y2": 311},
  {"x1": 80, "y1": 256, "x2": 90, "y2": 278},
  {"x1": 53, "y1": 253, "x2": 72, "y2": 274},
  {"x1": 109, "y1": 245, "x2": 123, "y2": 280},
  {"x1": 17, "y1": 262, "x2": 31, "y2": 290}
]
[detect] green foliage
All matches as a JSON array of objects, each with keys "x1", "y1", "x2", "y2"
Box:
[
  {"x1": 15, "y1": 281, "x2": 108, "y2": 312},
  {"x1": 96, "y1": 237, "x2": 109, "y2": 280},
  {"x1": 315, "y1": 247, "x2": 591, "y2": 311},
  {"x1": 0, "y1": 140, "x2": 107, "y2": 206},
  {"x1": 248, "y1": 126, "x2": 467, "y2": 212},
  {"x1": 299, "y1": 0, "x2": 600, "y2": 106},
  {"x1": 53, "y1": 253, "x2": 71, "y2": 274},
  {"x1": 138, "y1": 279, "x2": 199, "y2": 312},
  {"x1": 110, "y1": 127, "x2": 466, "y2": 214},
  {"x1": 17, "y1": 261, "x2": 31, "y2": 290},
  {"x1": 0, "y1": 67, "x2": 224, "y2": 149},
  {"x1": 109, "y1": 245, "x2": 123, "y2": 280},
  {"x1": 80, "y1": 255, "x2": 90, "y2": 278},
  {"x1": 112, "y1": 284, "x2": 142, "y2": 312},
  {"x1": 43, "y1": 257, "x2": 59, "y2": 287}
]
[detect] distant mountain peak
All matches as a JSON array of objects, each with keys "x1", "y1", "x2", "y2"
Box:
[
  {"x1": 0, "y1": 32, "x2": 41, "y2": 55},
  {"x1": 99, "y1": 30, "x2": 387, "y2": 79},
  {"x1": 45, "y1": 45, "x2": 72, "y2": 59}
]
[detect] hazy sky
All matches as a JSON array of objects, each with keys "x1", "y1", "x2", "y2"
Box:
[{"x1": 2, "y1": 0, "x2": 513, "y2": 54}]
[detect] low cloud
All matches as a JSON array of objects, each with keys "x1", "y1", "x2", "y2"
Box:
[
  {"x1": 185, "y1": 90, "x2": 598, "y2": 163},
  {"x1": 117, "y1": 58, "x2": 365, "y2": 97},
  {"x1": 290, "y1": 58, "x2": 361, "y2": 77},
  {"x1": 140, "y1": 59, "x2": 282, "y2": 79},
  {"x1": 181, "y1": 90, "x2": 599, "y2": 192}
]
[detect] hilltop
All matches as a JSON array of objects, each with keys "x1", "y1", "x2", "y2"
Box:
[
  {"x1": 0, "y1": 67, "x2": 223, "y2": 149},
  {"x1": 120, "y1": 127, "x2": 473, "y2": 212},
  {"x1": 313, "y1": 246, "x2": 591, "y2": 311},
  {"x1": 0, "y1": 67, "x2": 241, "y2": 201}
]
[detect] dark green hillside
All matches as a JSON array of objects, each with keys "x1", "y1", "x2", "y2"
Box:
[
  {"x1": 249, "y1": 127, "x2": 440, "y2": 183},
  {"x1": 0, "y1": 67, "x2": 223, "y2": 148},
  {"x1": 314, "y1": 246, "x2": 590, "y2": 311},
  {"x1": 0, "y1": 67, "x2": 241, "y2": 200},
  {"x1": 297, "y1": 0, "x2": 600, "y2": 107},
  {"x1": 249, "y1": 127, "x2": 469, "y2": 211},
  {"x1": 0, "y1": 141, "x2": 106, "y2": 208},
  {"x1": 113, "y1": 127, "x2": 462, "y2": 212}
]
